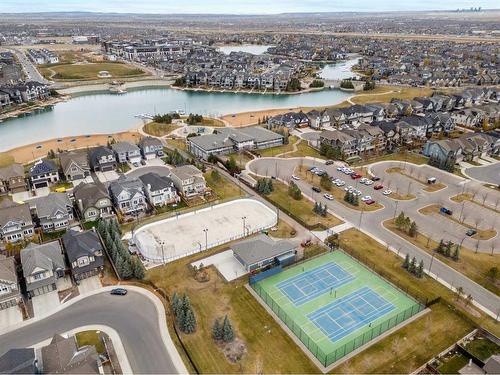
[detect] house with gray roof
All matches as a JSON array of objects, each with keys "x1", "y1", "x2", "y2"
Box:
[
  {"x1": 73, "y1": 182, "x2": 113, "y2": 222},
  {"x1": 0, "y1": 163, "x2": 27, "y2": 195},
  {"x1": 62, "y1": 229, "x2": 104, "y2": 281},
  {"x1": 28, "y1": 159, "x2": 59, "y2": 189},
  {"x1": 89, "y1": 146, "x2": 117, "y2": 172},
  {"x1": 28, "y1": 192, "x2": 73, "y2": 233},
  {"x1": 231, "y1": 234, "x2": 296, "y2": 272},
  {"x1": 169, "y1": 165, "x2": 206, "y2": 198},
  {"x1": 139, "y1": 137, "x2": 164, "y2": 159},
  {"x1": 59, "y1": 151, "x2": 90, "y2": 181},
  {"x1": 0, "y1": 201, "x2": 35, "y2": 244},
  {"x1": 139, "y1": 172, "x2": 179, "y2": 207},
  {"x1": 0, "y1": 255, "x2": 22, "y2": 310},
  {"x1": 20, "y1": 241, "x2": 66, "y2": 297},
  {"x1": 111, "y1": 141, "x2": 141, "y2": 164},
  {"x1": 109, "y1": 175, "x2": 146, "y2": 215},
  {"x1": 188, "y1": 126, "x2": 283, "y2": 160}
]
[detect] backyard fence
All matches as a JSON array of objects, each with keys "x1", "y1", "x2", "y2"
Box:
[{"x1": 251, "y1": 281, "x2": 424, "y2": 367}]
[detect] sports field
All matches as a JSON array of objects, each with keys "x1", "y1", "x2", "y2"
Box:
[{"x1": 252, "y1": 252, "x2": 423, "y2": 367}]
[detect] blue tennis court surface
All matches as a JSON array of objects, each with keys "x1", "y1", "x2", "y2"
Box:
[
  {"x1": 308, "y1": 286, "x2": 395, "y2": 342},
  {"x1": 277, "y1": 262, "x2": 355, "y2": 306}
]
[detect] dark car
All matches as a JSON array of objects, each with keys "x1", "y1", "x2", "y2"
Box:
[
  {"x1": 440, "y1": 207, "x2": 453, "y2": 215},
  {"x1": 466, "y1": 229, "x2": 477, "y2": 236},
  {"x1": 374, "y1": 184, "x2": 384, "y2": 190},
  {"x1": 365, "y1": 199, "x2": 376, "y2": 205},
  {"x1": 371, "y1": 176, "x2": 381, "y2": 181},
  {"x1": 325, "y1": 160, "x2": 334, "y2": 165},
  {"x1": 110, "y1": 288, "x2": 128, "y2": 296},
  {"x1": 140, "y1": 159, "x2": 147, "y2": 166},
  {"x1": 312, "y1": 186, "x2": 321, "y2": 193}
]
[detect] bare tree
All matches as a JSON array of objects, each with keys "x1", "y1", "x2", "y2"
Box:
[
  {"x1": 474, "y1": 217, "x2": 482, "y2": 230},
  {"x1": 495, "y1": 197, "x2": 500, "y2": 211},
  {"x1": 481, "y1": 192, "x2": 488, "y2": 205}
]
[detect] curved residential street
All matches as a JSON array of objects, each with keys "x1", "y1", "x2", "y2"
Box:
[
  {"x1": 247, "y1": 157, "x2": 500, "y2": 318},
  {"x1": 0, "y1": 288, "x2": 184, "y2": 374}
]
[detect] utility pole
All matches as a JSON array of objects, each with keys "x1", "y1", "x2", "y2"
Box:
[{"x1": 203, "y1": 228, "x2": 208, "y2": 250}]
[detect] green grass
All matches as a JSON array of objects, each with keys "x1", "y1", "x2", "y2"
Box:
[
  {"x1": 257, "y1": 136, "x2": 299, "y2": 157},
  {"x1": 40, "y1": 62, "x2": 146, "y2": 81},
  {"x1": 75, "y1": 330, "x2": 106, "y2": 354},
  {"x1": 253, "y1": 252, "x2": 420, "y2": 366},
  {"x1": 204, "y1": 170, "x2": 242, "y2": 200},
  {"x1": 143, "y1": 122, "x2": 180, "y2": 137},
  {"x1": 464, "y1": 336, "x2": 500, "y2": 361},
  {"x1": 437, "y1": 353, "x2": 469, "y2": 374},
  {"x1": 166, "y1": 138, "x2": 188, "y2": 152},
  {"x1": 352, "y1": 152, "x2": 429, "y2": 166},
  {"x1": 285, "y1": 140, "x2": 325, "y2": 159}
]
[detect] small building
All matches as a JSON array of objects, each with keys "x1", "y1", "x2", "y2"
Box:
[
  {"x1": 109, "y1": 175, "x2": 147, "y2": 215},
  {"x1": 169, "y1": 165, "x2": 206, "y2": 198},
  {"x1": 29, "y1": 159, "x2": 59, "y2": 189},
  {"x1": 111, "y1": 142, "x2": 141, "y2": 164},
  {"x1": 0, "y1": 201, "x2": 35, "y2": 243},
  {"x1": 139, "y1": 137, "x2": 164, "y2": 159},
  {"x1": 20, "y1": 241, "x2": 66, "y2": 298},
  {"x1": 0, "y1": 255, "x2": 22, "y2": 310},
  {"x1": 59, "y1": 151, "x2": 91, "y2": 181},
  {"x1": 0, "y1": 163, "x2": 27, "y2": 195},
  {"x1": 28, "y1": 192, "x2": 73, "y2": 233},
  {"x1": 139, "y1": 172, "x2": 179, "y2": 207},
  {"x1": 73, "y1": 182, "x2": 113, "y2": 222},
  {"x1": 62, "y1": 229, "x2": 104, "y2": 281},
  {"x1": 89, "y1": 146, "x2": 117, "y2": 172},
  {"x1": 231, "y1": 234, "x2": 296, "y2": 272}
]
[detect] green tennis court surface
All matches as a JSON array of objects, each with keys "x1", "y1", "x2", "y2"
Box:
[{"x1": 251, "y1": 251, "x2": 423, "y2": 367}]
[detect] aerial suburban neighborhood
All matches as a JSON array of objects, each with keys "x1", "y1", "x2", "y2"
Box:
[{"x1": 0, "y1": 2, "x2": 499, "y2": 375}]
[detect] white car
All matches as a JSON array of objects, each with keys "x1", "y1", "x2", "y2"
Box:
[
  {"x1": 360, "y1": 177, "x2": 368, "y2": 183},
  {"x1": 337, "y1": 166, "x2": 344, "y2": 171},
  {"x1": 336, "y1": 180, "x2": 345, "y2": 187},
  {"x1": 365, "y1": 180, "x2": 374, "y2": 185},
  {"x1": 355, "y1": 190, "x2": 362, "y2": 196},
  {"x1": 324, "y1": 193, "x2": 334, "y2": 200},
  {"x1": 361, "y1": 195, "x2": 372, "y2": 202},
  {"x1": 383, "y1": 190, "x2": 392, "y2": 196},
  {"x1": 291, "y1": 175, "x2": 300, "y2": 181},
  {"x1": 344, "y1": 187, "x2": 350, "y2": 192}
]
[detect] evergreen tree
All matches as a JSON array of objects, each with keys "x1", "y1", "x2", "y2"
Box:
[
  {"x1": 403, "y1": 254, "x2": 410, "y2": 269},
  {"x1": 403, "y1": 217, "x2": 411, "y2": 232},
  {"x1": 409, "y1": 257, "x2": 417, "y2": 274},
  {"x1": 436, "y1": 239, "x2": 445, "y2": 254},
  {"x1": 222, "y1": 315, "x2": 234, "y2": 342},
  {"x1": 132, "y1": 257, "x2": 145, "y2": 279},
  {"x1": 109, "y1": 241, "x2": 118, "y2": 261},
  {"x1": 171, "y1": 292, "x2": 180, "y2": 314},
  {"x1": 408, "y1": 221, "x2": 418, "y2": 237},
  {"x1": 176, "y1": 307, "x2": 186, "y2": 329},
  {"x1": 183, "y1": 307, "x2": 196, "y2": 334},
  {"x1": 321, "y1": 204, "x2": 327, "y2": 217},
  {"x1": 417, "y1": 260, "x2": 424, "y2": 278},
  {"x1": 452, "y1": 244, "x2": 460, "y2": 261},
  {"x1": 97, "y1": 220, "x2": 106, "y2": 236},
  {"x1": 313, "y1": 202, "x2": 319, "y2": 214},
  {"x1": 445, "y1": 241, "x2": 452, "y2": 257},
  {"x1": 104, "y1": 232, "x2": 113, "y2": 250},
  {"x1": 115, "y1": 256, "x2": 125, "y2": 277},
  {"x1": 111, "y1": 218, "x2": 122, "y2": 236},
  {"x1": 395, "y1": 212, "x2": 406, "y2": 230},
  {"x1": 267, "y1": 178, "x2": 274, "y2": 192},
  {"x1": 353, "y1": 194, "x2": 359, "y2": 206},
  {"x1": 212, "y1": 319, "x2": 223, "y2": 341},
  {"x1": 344, "y1": 191, "x2": 350, "y2": 203},
  {"x1": 121, "y1": 258, "x2": 134, "y2": 279}
]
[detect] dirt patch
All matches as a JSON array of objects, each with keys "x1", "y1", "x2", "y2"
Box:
[{"x1": 219, "y1": 337, "x2": 247, "y2": 363}]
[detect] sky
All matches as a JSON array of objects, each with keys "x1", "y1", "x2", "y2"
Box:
[{"x1": 1, "y1": 0, "x2": 498, "y2": 14}]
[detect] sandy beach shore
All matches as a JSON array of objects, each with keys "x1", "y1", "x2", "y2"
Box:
[
  {"x1": 57, "y1": 79, "x2": 174, "y2": 95},
  {"x1": 7, "y1": 131, "x2": 141, "y2": 164}
]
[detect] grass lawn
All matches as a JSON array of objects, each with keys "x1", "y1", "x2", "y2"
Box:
[
  {"x1": 166, "y1": 138, "x2": 188, "y2": 152},
  {"x1": 437, "y1": 353, "x2": 470, "y2": 374},
  {"x1": 284, "y1": 140, "x2": 325, "y2": 159},
  {"x1": 265, "y1": 179, "x2": 343, "y2": 229},
  {"x1": 296, "y1": 166, "x2": 384, "y2": 212},
  {"x1": 389, "y1": 192, "x2": 416, "y2": 200},
  {"x1": 184, "y1": 117, "x2": 225, "y2": 127},
  {"x1": 386, "y1": 167, "x2": 447, "y2": 192},
  {"x1": 269, "y1": 219, "x2": 297, "y2": 239},
  {"x1": 464, "y1": 336, "x2": 500, "y2": 361},
  {"x1": 451, "y1": 193, "x2": 500, "y2": 215},
  {"x1": 353, "y1": 152, "x2": 429, "y2": 167},
  {"x1": 226, "y1": 152, "x2": 254, "y2": 169},
  {"x1": 0, "y1": 153, "x2": 15, "y2": 168},
  {"x1": 204, "y1": 170, "x2": 243, "y2": 201},
  {"x1": 257, "y1": 136, "x2": 299, "y2": 157},
  {"x1": 384, "y1": 219, "x2": 499, "y2": 296},
  {"x1": 143, "y1": 122, "x2": 180, "y2": 137},
  {"x1": 145, "y1": 243, "x2": 319, "y2": 374},
  {"x1": 75, "y1": 330, "x2": 106, "y2": 354},
  {"x1": 418, "y1": 204, "x2": 497, "y2": 241},
  {"x1": 40, "y1": 62, "x2": 146, "y2": 81},
  {"x1": 350, "y1": 85, "x2": 435, "y2": 105}
]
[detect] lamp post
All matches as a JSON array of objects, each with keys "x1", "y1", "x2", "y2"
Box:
[
  {"x1": 159, "y1": 240, "x2": 165, "y2": 263},
  {"x1": 242, "y1": 216, "x2": 247, "y2": 236},
  {"x1": 203, "y1": 228, "x2": 208, "y2": 250},
  {"x1": 428, "y1": 250, "x2": 436, "y2": 275},
  {"x1": 393, "y1": 200, "x2": 399, "y2": 219}
]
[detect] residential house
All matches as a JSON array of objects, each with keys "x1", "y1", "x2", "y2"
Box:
[
  {"x1": 20, "y1": 241, "x2": 66, "y2": 297},
  {"x1": 73, "y1": 182, "x2": 113, "y2": 222},
  {"x1": 0, "y1": 163, "x2": 27, "y2": 195},
  {"x1": 28, "y1": 192, "x2": 73, "y2": 233},
  {"x1": 139, "y1": 172, "x2": 179, "y2": 207},
  {"x1": 139, "y1": 137, "x2": 164, "y2": 159},
  {"x1": 0, "y1": 255, "x2": 22, "y2": 310},
  {"x1": 111, "y1": 142, "x2": 141, "y2": 164},
  {"x1": 29, "y1": 159, "x2": 59, "y2": 189},
  {"x1": 0, "y1": 201, "x2": 35, "y2": 243},
  {"x1": 307, "y1": 110, "x2": 322, "y2": 129},
  {"x1": 169, "y1": 165, "x2": 207, "y2": 198},
  {"x1": 62, "y1": 229, "x2": 104, "y2": 281},
  {"x1": 375, "y1": 121, "x2": 400, "y2": 151},
  {"x1": 109, "y1": 175, "x2": 147, "y2": 215},
  {"x1": 59, "y1": 151, "x2": 90, "y2": 181},
  {"x1": 41, "y1": 334, "x2": 102, "y2": 374},
  {"x1": 319, "y1": 130, "x2": 358, "y2": 159},
  {"x1": 89, "y1": 146, "x2": 117, "y2": 172}
]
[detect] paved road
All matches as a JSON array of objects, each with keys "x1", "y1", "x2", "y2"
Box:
[
  {"x1": 7, "y1": 48, "x2": 47, "y2": 83},
  {"x1": 465, "y1": 162, "x2": 500, "y2": 185},
  {"x1": 0, "y1": 290, "x2": 179, "y2": 374},
  {"x1": 247, "y1": 157, "x2": 500, "y2": 317}
]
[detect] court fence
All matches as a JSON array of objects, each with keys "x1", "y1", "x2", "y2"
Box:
[
  {"x1": 249, "y1": 266, "x2": 283, "y2": 285},
  {"x1": 251, "y1": 281, "x2": 425, "y2": 368}
]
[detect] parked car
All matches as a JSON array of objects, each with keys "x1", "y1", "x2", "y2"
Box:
[
  {"x1": 364, "y1": 180, "x2": 374, "y2": 185},
  {"x1": 325, "y1": 160, "x2": 334, "y2": 165},
  {"x1": 312, "y1": 186, "x2": 321, "y2": 193},
  {"x1": 466, "y1": 229, "x2": 477, "y2": 236},
  {"x1": 324, "y1": 193, "x2": 334, "y2": 200},
  {"x1": 383, "y1": 190, "x2": 392, "y2": 195},
  {"x1": 132, "y1": 162, "x2": 140, "y2": 168},
  {"x1": 374, "y1": 184, "x2": 384, "y2": 190},
  {"x1": 361, "y1": 195, "x2": 372, "y2": 202},
  {"x1": 371, "y1": 176, "x2": 381, "y2": 181},
  {"x1": 440, "y1": 207, "x2": 453, "y2": 215},
  {"x1": 110, "y1": 288, "x2": 128, "y2": 296},
  {"x1": 365, "y1": 199, "x2": 376, "y2": 205},
  {"x1": 351, "y1": 173, "x2": 362, "y2": 180},
  {"x1": 291, "y1": 175, "x2": 300, "y2": 180},
  {"x1": 428, "y1": 177, "x2": 437, "y2": 184},
  {"x1": 140, "y1": 159, "x2": 147, "y2": 166}
]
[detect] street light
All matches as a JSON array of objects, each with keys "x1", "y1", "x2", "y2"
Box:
[
  {"x1": 159, "y1": 240, "x2": 165, "y2": 263},
  {"x1": 203, "y1": 228, "x2": 208, "y2": 250}
]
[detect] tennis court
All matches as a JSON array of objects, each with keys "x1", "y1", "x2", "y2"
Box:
[
  {"x1": 277, "y1": 262, "x2": 355, "y2": 306},
  {"x1": 251, "y1": 252, "x2": 423, "y2": 368}
]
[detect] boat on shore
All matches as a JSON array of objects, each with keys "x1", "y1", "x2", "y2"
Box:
[{"x1": 135, "y1": 113, "x2": 154, "y2": 120}]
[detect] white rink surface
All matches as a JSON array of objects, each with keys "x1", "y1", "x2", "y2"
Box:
[{"x1": 134, "y1": 198, "x2": 277, "y2": 263}]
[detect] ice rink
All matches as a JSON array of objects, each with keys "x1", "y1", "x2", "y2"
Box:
[{"x1": 133, "y1": 198, "x2": 277, "y2": 263}]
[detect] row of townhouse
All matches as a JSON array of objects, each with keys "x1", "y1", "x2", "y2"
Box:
[
  {"x1": 188, "y1": 126, "x2": 284, "y2": 160},
  {"x1": 27, "y1": 48, "x2": 59, "y2": 65},
  {"x1": 0, "y1": 81, "x2": 50, "y2": 109},
  {"x1": 0, "y1": 227, "x2": 104, "y2": 312},
  {"x1": 0, "y1": 164, "x2": 208, "y2": 244}
]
